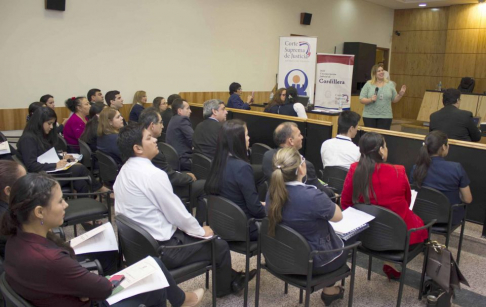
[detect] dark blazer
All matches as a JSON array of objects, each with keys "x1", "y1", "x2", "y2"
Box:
[
  {"x1": 97, "y1": 133, "x2": 123, "y2": 167},
  {"x1": 264, "y1": 104, "x2": 298, "y2": 117},
  {"x1": 166, "y1": 115, "x2": 193, "y2": 159},
  {"x1": 217, "y1": 156, "x2": 266, "y2": 240},
  {"x1": 430, "y1": 105, "x2": 481, "y2": 142},
  {"x1": 193, "y1": 118, "x2": 222, "y2": 160},
  {"x1": 129, "y1": 103, "x2": 144, "y2": 122},
  {"x1": 152, "y1": 151, "x2": 193, "y2": 187},
  {"x1": 262, "y1": 148, "x2": 335, "y2": 198},
  {"x1": 17, "y1": 133, "x2": 57, "y2": 172},
  {"x1": 161, "y1": 108, "x2": 173, "y2": 133}
]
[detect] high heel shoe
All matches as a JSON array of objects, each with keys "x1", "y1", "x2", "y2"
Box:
[
  {"x1": 383, "y1": 264, "x2": 401, "y2": 281},
  {"x1": 321, "y1": 286, "x2": 344, "y2": 306}
]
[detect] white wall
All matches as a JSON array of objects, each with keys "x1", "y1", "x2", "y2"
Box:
[{"x1": 0, "y1": 0, "x2": 394, "y2": 109}]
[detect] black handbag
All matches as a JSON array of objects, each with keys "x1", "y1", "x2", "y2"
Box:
[
  {"x1": 425, "y1": 241, "x2": 469, "y2": 296},
  {"x1": 423, "y1": 279, "x2": 452, "y2": 307}
]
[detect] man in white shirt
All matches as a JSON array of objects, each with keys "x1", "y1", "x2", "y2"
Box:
[
  {"x1": 114, "y1": 123, "x2": 253, "y2": 297},
  {"x1": 321, "y1": 111, "x2": 361, "y2": 169}
]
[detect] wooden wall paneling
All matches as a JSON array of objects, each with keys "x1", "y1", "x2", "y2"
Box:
[
  {"x1": 440, "y1": 77, "x2": 462, "y2": 89},
  {"x1": 411, "y1": 7, "x2": 449, "y2": 30},
  {"x1": 406, "y1": 75, "x2": 440, "y2": 98},
  {"x1": 474, "y1": 55, "x2": 486, "y2": 79},
  {"x1": 390, "y1": 53, "x2": 407, "y2": 75},
  {"x1": 411, "y1": 31, "x2": 447, "y2": 54},
  {"x1": 476, "y1": 96, "x2": 486, "y2": 121},
  {"x1": 350, "y1": 96, "x2": 364, "y2": 124},
  {"x1": 473, "y1": 78, "x2": 486, "y2": 94},
  {"x1": 445, "y1": 29, "x2": 479, "y2": 54},
  {"x1": 476, "y1": 29, "x2": 486, "y2": 53},
  {"x1": 401, "y1": 97, "x2": 424, "y2": 120},
  {"x1": 0, "y1": 108, "x2": 28, "y2": 130},
  {"x1": 458, "y1": 94, "x2": 480, "y2": 114},
  {"x1": 391, "y1": 97, "x2": 404, "y2": 119},
  {"x1": 406, "y1": 54, "x2": 444, "y2": 76},
  {"x1": 448, "y1": 4, "x2": 482, "y2": 29},
  {"x1": 394, "y1": 9, "x2": 413, "y2": 31},
  {"x1": 392, "y1": 31, "x2": 410, "y2": 53},
  {"x1": 417, "y1": 92, "x2": 441, "y2": 121},
  {"x1": 442, "y1": 54, "x2": 477, "y2": 77}
]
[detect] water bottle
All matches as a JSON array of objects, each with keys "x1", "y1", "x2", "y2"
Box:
[{"x1": 438, "y1": 81, "x2": 442, "y2": 92}]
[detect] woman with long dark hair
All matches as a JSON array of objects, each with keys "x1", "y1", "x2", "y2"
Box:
[
  {"x1": 266, "y1": 147, "x2": 346, "y2": 306},
  {"x1": 17, "y1": 107, "x2": 106, "y2": 194},
  {"x1": 63, "y1": 96, "x2": 91, "y2": 152},
  {"x1": 0, "y1": 173, "x2": 204, "y2": 307},
  {"x1": 340, "y1": 132, "x2": 427, "y2": 279},
  {"x1": 205, "y1": 119, "x2": 265, "y2": 240},
  {"x1": 80, "y1": 102, "x2": 105, "y2": 152},
  {"x1": 411, "y1": 130, "x2": 472, "y2": 225}
]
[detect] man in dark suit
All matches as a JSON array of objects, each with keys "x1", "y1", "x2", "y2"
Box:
[
  {"x1": 166, "y1": 98, "x2": 193, "y2": 171},
  {"x1": 105, "y1": 90, "x2": 127, "y2": 126},
  {"x1": 161, "y1": 94, "x2": 181, "y2": 134},
  {"x1": 193, "y1": 99, "x2": 227, "y2": 159},
  {"x1": 262, "y1": 122, "x2": 335, "y2": 198},
  {"x1": 430, "y1": 88, "x2": 481, "y2": 142}
]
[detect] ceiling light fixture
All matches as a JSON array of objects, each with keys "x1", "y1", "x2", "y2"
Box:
[{"x1": 419, "y1": 3, "x2": 427, "y2": 7}]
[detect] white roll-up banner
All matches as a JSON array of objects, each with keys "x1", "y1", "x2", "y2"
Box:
[
  {"x1": 314, "y1": 54, "x2": 354, "y2": 110},
  {"x1": 278, "y1": 37, "x2": 317, "y2": 104}
]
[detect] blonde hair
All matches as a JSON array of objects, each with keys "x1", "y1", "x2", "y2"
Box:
[
  {"x1": 370, "y1": 64, "x2": 389, "y2": 85},
  {"x1": 267, "y1": 147, "x2": 302, "y2": 236},
  {"x1": 132, "y1": 91, "x2": 147, "y2": 104},
  {"x1": 97, "y1": 108, "x2": 119, "y2": 136}
]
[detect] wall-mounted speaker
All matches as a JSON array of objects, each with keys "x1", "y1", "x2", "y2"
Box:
[
  {"x1": 45, "y1": 0, "x2": 66, "y2": 11},
  {"x1": 300, "y1": 13, "x2": 312, "y2": 25}
]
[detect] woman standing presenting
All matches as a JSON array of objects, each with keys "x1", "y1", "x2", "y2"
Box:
[{"x1": 359, "y1": 65, "x2": 406, "y2": 130}]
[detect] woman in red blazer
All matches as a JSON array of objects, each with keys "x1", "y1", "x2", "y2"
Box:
[{"x1": 341, "y1": 132, "x2": 427, "y2": 280}]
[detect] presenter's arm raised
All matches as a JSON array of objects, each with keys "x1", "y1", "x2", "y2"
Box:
[{"x1": 392, "y1": 85, "x2": 406, "y2": 103}]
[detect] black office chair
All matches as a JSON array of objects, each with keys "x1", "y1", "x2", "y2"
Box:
[
  {"x1": 55, "y1": 134, "x2": 68, "y2": 152},
  {"x1": 207, "y1": 196, "x2": 259, "y2": 307},
  {"x1": 115, "y1": 214, "x2": 217, "y2": 307},
  {"x1": 255, "y1": 218, "x2": 360, "y2": 307},
  {"x1": 62, "y1": 190, "x2": 112, "y2": 237},
  {"x1": 0, "y1": 273, "x2": 34, "y2": 307},
  {"x1": 78, "y1": 139, "x2": 99, "y2": 177},
  {"x1": 158, "y1": 142, "x2": 180, "y2": 171},
  {"x1": 96, "y1": 151, "x2": 119, "y2": 189},
  {"x1": 457, "y1": 77, "x2": 475, "y2": 93},
  {"x1": 319, "y1": 166, "x2": 349, "y2": 195},
  {"x1": 192, "y1": 153, "x2": 212, "y2": 180},
  {"x1": 250, "y1": 143, "x2": 272, "y2": 165},
  {"x1": 353, "y1": 204, "x2": 436, "y2": 307},
  {"x1": 412, "y1": 186, "x2": 467, "y2": 264}
]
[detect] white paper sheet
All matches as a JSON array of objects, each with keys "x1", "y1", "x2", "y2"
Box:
[
  {"x1": 0, "y1": 142, "x2": 11, "y2": 155},
  {"x1": 410, "y1": 190, "x2": 418, "y2": 210},
  {"x1": 46, "y1": 161, "x2": 78, "y2": 173},
  {"x1": 106, "y1": 256, "x2": 169, "y2": 305},
  {"x1": 37, "y1": 147, "x2": 60, "y2": 163},
  {"x1": 330, "y1": 207, "x2": 375, "y2": 235},
  {"x1": 72, "y1": 223, "x2": 118, "y2": 254}
]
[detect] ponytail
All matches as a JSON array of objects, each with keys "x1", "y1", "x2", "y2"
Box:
[{"x1": 413, "y1": 130, "x2": 448, "y2": 188}]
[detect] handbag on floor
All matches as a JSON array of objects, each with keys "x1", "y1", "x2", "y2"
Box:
[
  {"x1": 425, "y1": 241, "x2": 469, "y2": 297},
  {"x1": 423, "y1": 279, "x2": 451, "y2": 307}
]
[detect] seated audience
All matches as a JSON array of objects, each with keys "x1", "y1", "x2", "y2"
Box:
[
  {"x1": 79, "y1": 102, "x2": 105, "y2": 152},
  {"x1": 40, "y1": 94, "x2": 65, "y2": 133},
  {"x1": 63, "y1": 96, "x2": 91, "y2": 152},
  {"x1": 281, "y1": 87, "x2": 307, "y2": 118},
  {"x1": 26, "y1": 101, "x2": 44, "y2": 122},
  {"x1": 105, "y1": 90, "x2": 127, "y2": 126},
  {"x1": 17, "y1": 107, "x2": 106, "y2": 194},
  {"x1": 139, "y1": 108, "x2": 205, "y2": 223},
  {"x1": 166, "y1": 98, "x2": 194, "y2": 171},
  {"x1": 262, "y1": 122, "x2": 334, "y2": 198},
  {"x1": 129, "y1": 90, "x2": 146, "y2": 122},
  {"x1": 87, "y1": 88, "x2": 104, "y2": 105},
  {"x1": 410, "y1": 130, "x2": 472, "y2": 225},
  {"x1": 266, "y1": 147, "x2": 346, "y2": 305},
  {"x1": 1, "y1": 172, "x2": 204, "y2": 307},
  {"x1": 205, "y1": 119, "x2": 265, "y2": 240},
  {"x1": 0, "y1": 132, "x2": 18, "y2": 161},
  {"x1": 153, "y1": 96, "x2": 168, "y2": 114},
  {"x1": 429, "y1": 88, "x2": 481, "y2": 142},
  {"x1": 97, "y1": 108, "x2": 125, "y2": 167},
  {"x1": 162, "y1": 94, "x2": 181, "y2": 134},
  {"x1": 320, "y1": 110, "x2": 361, "y2": 169},
  {"x1": 193, "y1": 99, "x2": 227, "y2": 159},
  {"x1": 265, "y1": 88, "x2": 294, "y2": 116},
  {"x1": 227, "y1": 82, "x2": 252, "y2": 110},
  {"x1": 114, "y1": 123, "x2": 254, "y2": 297},
  {"x1": 341, "y1": 132, "x2": 428, "y2": 279}
]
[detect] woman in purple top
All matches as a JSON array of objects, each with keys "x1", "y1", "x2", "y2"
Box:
[
  {"x1": 227, "y1": 82, "x2": 253, "y2": 110},
  {"x1": 63, "y1": 96, "x2": 90, "y2": 152}
]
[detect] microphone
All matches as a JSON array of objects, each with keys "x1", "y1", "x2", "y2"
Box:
[{"x1": 373, "y1": 87, "x2": 379, "y2": 102}]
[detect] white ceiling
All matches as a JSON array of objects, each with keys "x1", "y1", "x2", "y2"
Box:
[{"x1": 363, "y1": 0, "x2": 481, "y2": 9}]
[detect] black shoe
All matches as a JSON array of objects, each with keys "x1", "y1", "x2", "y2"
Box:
[
  {"x1": 231, "y1": 270, "x2": 257, "y2": 295},
  {"x1": 321, "y1": 286, "x2": 344, "y2": 306}
]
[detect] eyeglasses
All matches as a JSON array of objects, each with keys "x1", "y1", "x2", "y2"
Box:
[{"x1": 296, "y1": 155, "x2": 305, "y2": 175}]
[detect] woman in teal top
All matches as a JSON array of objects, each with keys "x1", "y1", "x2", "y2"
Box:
[{"x1": 359, "y1": 64, "x2": 406, "y2": 130}]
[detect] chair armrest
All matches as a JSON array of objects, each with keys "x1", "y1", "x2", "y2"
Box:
[
  {"x1": 157, "y1": 235, "x2": 216, "y2": 255},
  {"x1": 62, "y1": 190, "x2": 112, "y2": 197},
  {"x1": 79, "y1": 259, "x2": 104, "y2": 275},
  {"x1": 451, "y1": 203, "x2": 467, "y2": 209},
  {"x1": 54, "y1": 176, "x2": 91, "y2": 183},
  {"x1": 311, "y1": 241, "x2": 361, "y2": 257},
  {"x1": 408, "y1": 219, "x2": 437, "y2": 235}
]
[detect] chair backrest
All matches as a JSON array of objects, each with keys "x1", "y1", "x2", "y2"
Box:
[
  {"x1": 0, "y1": 273, "x2": 34, "y2": 307},
  {"x1": 96, "y1": 151, "x2": 119, "y2": 185},
  {"x1": 322, "y1": 166, "x2": 349, "y2": 194},
  {"x1": 192, "y1": 153, "x2": 212, "y2": 180},
  {"x1": 260, "y1": 218, "x2": 312, "y2": 275},
  {"x1": 354, "y1": 204, "x2": 408, "y2": 251},
  {"x1": 413, "y1": 186, "x2": 451, "y2": 224},
  {"x1": 207, "y1": 196, "x2": 249, "y2": 242},
  {"x1": 158, "y1": 142, "x2": 180, "y2": 171},
  {"x1": 115, "y1": 214, "x2": 160, "y2": 266},
  {"x1": 250, "y1": 143, "x2": 272, "y2": 165},
  {"x1": 78, "y1": 140, "x2": 93, "y2": 169},
  {"x1": 458, "y1": 77, "x2": 475, "y2": 93},
  {"x1": 55, "y1": 134, "x2": 67, "y2": 152}
]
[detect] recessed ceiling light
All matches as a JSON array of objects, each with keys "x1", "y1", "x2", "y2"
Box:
[
  {"x1": 431, "y1": 8, "x2": 440, "y2": 11},
  {"x1": 419, "y1": 3, "x2": 427, "y2": 7}
]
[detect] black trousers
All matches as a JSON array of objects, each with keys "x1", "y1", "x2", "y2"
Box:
[
  {"x1": 58, "y1": 164, "x2": 102, "y2": 193},
  {"x1": 363, "y1": 118, "x2": 393, "y2": 130},
  {"x1": 157, "y1": 230, "x2": 237, "y2": 298},
  {"x1": 173, "y1": 179, "x2": 207, "y2": 226}
]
